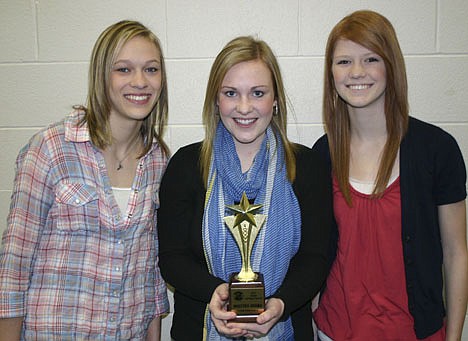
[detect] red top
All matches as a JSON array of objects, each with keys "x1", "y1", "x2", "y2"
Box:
[{"x1": 314, "y1": 177, "x2": 445, "y2": 340}]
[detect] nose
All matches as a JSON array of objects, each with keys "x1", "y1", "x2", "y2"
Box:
[
  {"x1": 350, "y1": 62, "x2": 365, "y2": 78},
  {"x1": 236, "y1": 96, "x2": 252, "y2": 114},
  {"x1": 130, "y1": 70, "x2": 148, "y2": 88}
]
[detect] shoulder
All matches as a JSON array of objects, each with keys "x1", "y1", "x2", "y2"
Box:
[
  {"x1": 311, "y1": 134, "x2": 331, "y2": 164},
  {"x1": 21, "y1": 118, "x2": 66, "y2": 153},
  {"x1": 402, "y1": 117, "x2": 464, "y2": 164},
  {"x1": 160, "y1": 142, "x2": 204, "y2": 195},
  {"x1": 168, "y1": 142, "x2": 202, "y2": 166},
  {"x1": 311, "y1": 134, "x2": 329, "y2": 151},
  {"x1": 163, "y1": 142, "x2": 203, "y2": 182},
  {"x1": 293, "y1": 143, "x2": 321, "y2": 165},
  {"x1": 404, "y1": 117, "x2": 460, "y2": 148},
  {"x1": 292, "y1": 142, "x2": 330, "y2": 186}
]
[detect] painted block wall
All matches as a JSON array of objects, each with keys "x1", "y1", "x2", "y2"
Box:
[{"x1": 1, "y1": 1, "x2": 467, "y2": 340}]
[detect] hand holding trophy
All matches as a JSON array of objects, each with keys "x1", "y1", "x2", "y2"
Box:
[{"x1": 223, "y1": 191, "x2": 267, "y2": 322}]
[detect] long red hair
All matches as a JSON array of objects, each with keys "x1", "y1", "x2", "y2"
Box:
[{"x1": 323, "y1": 10, "x2": 409, "y2": 205}]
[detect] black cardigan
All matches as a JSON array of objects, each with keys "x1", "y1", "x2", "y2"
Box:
[
  {"x1": 158, "y1": 142, "x2": 333, "y2": 340},
  {"x1": 312, "y1": 117, "x2": 467, "y2": 338}
]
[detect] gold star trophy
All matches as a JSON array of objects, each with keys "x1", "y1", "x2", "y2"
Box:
[{"x1": 223, "y1": 191, "x2": 266, "y2": 322}]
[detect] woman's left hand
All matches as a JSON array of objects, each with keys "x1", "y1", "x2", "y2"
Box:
[{"x1": 227, "y1": 297, "x2": 285, "y2": 338}]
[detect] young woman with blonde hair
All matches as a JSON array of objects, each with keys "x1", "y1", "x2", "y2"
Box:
[
  {"x1": 159, "y1": 36, "x2": 332, "y2": 340},
  {"x1": 0, "y1": 20, "x2": 169, "y2": 340}
]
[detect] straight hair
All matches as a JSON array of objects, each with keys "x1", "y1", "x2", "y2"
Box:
[
  {"x1": 200, "y1": 36, "x2": 296, "y2": 186},
  {"x1": 78, "y1": 20, "x2": 169, "y2": 157},
  {"x1": 323, "y1": 10, "x2": 409, "y2": 205}
]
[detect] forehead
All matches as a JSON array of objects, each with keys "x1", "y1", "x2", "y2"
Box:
[
  {"x1": 115, "y1": 35, "x2": 160, "y2": 60},
  {"x1": 222, "y1": 59, "x2": 272, "y2": 84},
  {"x1": 333, "y1": 39, "x2": 376, "y2": 56}
]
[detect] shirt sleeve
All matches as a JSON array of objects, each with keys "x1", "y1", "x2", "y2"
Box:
[
  {"x1": 0, "y1": 131, "x2": 54, "y2": 318},
  {"x1": 433, "y1": 130, "x2": 467, "y2": 205},
  {"x1": 158, "y1": 145, "x2": 224, "y2": 303},
  {"x1": 272, "y1": 146, "x2": 333, "y2": 317}
]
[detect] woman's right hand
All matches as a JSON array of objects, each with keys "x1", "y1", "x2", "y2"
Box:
[{"x1": 209, "y1": 283, "x2": 247, "y2": 338}]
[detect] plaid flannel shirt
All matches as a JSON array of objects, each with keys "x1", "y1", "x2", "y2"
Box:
[{"x1": 0, "y1": 111, "x2": 169, "y2": 340}]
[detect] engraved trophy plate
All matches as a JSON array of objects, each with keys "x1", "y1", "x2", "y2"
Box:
[{"x1": 224, "y1": 192, "x2": 266, "y2": 322}]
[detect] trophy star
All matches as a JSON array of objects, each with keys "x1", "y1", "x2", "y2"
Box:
[{"x1": 226, "y1": 192, "x2": 263, "y2": 228}]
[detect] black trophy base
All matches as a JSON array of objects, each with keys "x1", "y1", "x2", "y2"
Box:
[{"x1": 228, "y1": 272, "x2": 265, "y2": 322}]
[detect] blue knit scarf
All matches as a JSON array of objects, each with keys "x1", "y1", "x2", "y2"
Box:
[{"x1": 202, "y1": 122, "x2": 301, "y2": 340}]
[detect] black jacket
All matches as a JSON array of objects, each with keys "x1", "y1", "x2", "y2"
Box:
[{"x1": 158, "y1": 142, "x2": 333, "y2": 340}]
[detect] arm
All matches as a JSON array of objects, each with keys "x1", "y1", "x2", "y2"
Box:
[
  {"x1": 146, "y1": 316, "x2": 161, "y2": 341},
  {"x1": 158, "y1": 145, "x2": 224, "y2": 302},
  {"x1": 272, "y1": 147, "x2": 333, "y2": 316},
  {"x1": 0, "y1": 133, "x2": 53, "y2": 324},
  {"x1": 0, "y1": 317, "x2": 22, "y2": 341},
  {"x1": 439, "y1": 200, "x2": 468, "y2": 341}
]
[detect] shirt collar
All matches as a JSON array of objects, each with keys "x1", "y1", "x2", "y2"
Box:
[{"x1": 64, "y1": 109, "x2": 91, "y2": 143}]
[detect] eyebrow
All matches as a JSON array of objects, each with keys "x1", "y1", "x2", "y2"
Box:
[
  {"x1": 333, "y1": 52, "x2": 378, "y2": 59},
  {"x1": 113, "y1": 59, "x2": 161, "y2": 65},
  {"x1": 220, "y1": 85, "x2": 269, "y2": 89}
]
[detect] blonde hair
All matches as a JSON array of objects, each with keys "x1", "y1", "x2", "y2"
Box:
[
  {"x1": 323, "y1": 10, "x2": 409, "y2": 205},
  {"x1": 78, "y1": 20, "x2": 169, "y2": 157},
  {"x1": 200, "y1": 36, "x2": 296, "y2": 186}
]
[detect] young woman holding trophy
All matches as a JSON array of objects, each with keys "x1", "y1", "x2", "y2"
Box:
[{"x1": 158, "y1": 36, "x2": 333, "y2": 340}]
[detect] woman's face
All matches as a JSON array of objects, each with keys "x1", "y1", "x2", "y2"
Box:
[
  {"x1": 108, "y1": 36, "x2": 162, "y2": 124},
  {"x1": 217, "y1": 59, "x2": 276, "y2": 154},
  {"x1": 332, "y1": 39, "x2": 387, "y2": 112}
]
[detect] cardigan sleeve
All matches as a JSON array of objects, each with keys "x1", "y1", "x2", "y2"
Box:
[
  {"x1": 158, "y1": 144, "x2": 224, "y2": 303},
  {"x1": 272, "y1": 145, "x2": 333, "y2": 318},
  {"x1": 433, "y1": 128, "x2": 466, "y2": 204}
]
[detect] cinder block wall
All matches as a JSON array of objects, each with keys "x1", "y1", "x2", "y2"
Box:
[{"x1": 1, "y1": 1, "x2": 467, "y2": 340}]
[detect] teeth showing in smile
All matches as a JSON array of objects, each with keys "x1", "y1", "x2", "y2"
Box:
[
  {"x1": 348, "y1": 84, "x2": 370, "y2": 90},
  {"x1": 235, "y1": 118, "x2": 256, "y2": 125},
  {"x1": 125, "y1": 94, "x2": 150, "y2": 101}
]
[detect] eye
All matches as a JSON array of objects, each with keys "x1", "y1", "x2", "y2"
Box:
[
  {"x1": 366, "y1": 56, "x2": 380, "y2": 63},
  {"x1": 336, "y1": 59, "x2": 350, "y2": 65},
  {"x1": 146, "y1": 67, "x2": 159, "y2": 73},
  {"x1": 252, "y1": 90, "x2": 264, "y2": 98},
  {"x1": 115, "y1": 67, "x2": 130, "y2": 73},
  {"x1": 224, "y1": 90, "x2": 236, "y2": 97}
]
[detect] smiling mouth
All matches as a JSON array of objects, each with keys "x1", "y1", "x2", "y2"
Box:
[
  {"x1": 234, "y1": 118, "x2": 257, "y2": 125},
  {"x1": 348, "y1": 84, "x2": 371, "y2": 90},
  {"x1": 125, "y1": 94, "x2": 152, "y2": 103}
]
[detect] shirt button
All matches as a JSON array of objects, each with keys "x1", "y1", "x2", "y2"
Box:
[
  {"x1": 115, "y1": 266, "x2": 121, "y2": 272},
  {"x1": 112, "y1": 290, "x2": 119, "y2": 297},
  {"x1": 75, "y1": 198, "x2": 80, "y2": 204},
  {"x1": 109, "y1": 315, "x2": 116, "y2": 322},
  {"x1": 117, "y1": 239, "x2": 123, "y2": 245}
]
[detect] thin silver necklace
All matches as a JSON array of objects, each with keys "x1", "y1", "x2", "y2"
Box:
[{"x1": 116, "y1": 135, "x2": 140, "y2": 171}]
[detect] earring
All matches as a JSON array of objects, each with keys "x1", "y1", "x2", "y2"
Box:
[{"x1": 273, "y1": 105, "x2": 278, "y2": 116}]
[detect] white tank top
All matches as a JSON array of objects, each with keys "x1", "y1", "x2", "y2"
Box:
[{"x1": 112, "y1": 187, "x2": 132, "y2": 214}]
